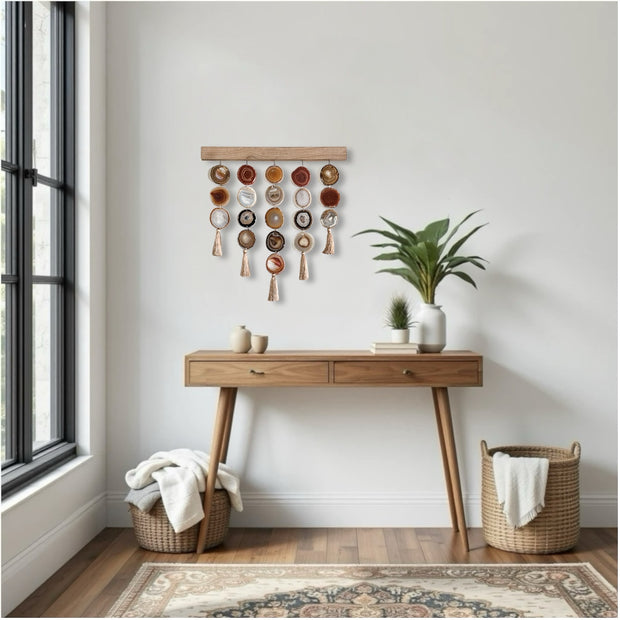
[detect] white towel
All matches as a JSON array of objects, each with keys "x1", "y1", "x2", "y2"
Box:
[
  {"x1": 493, "y1": 451, "x2": 549, "y2": 528},
  {"x1": 125, "y1": 449, "x2": 243, "y2": 533}
]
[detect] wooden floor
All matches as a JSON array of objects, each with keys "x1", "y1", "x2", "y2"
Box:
[{"x1": 9, "y1": 527, "x2": 617, "y2": 617}]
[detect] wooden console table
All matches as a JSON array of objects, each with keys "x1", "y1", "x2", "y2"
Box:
[{"x1": 184, "y1": 349, "x2": 483, "y2": 553}]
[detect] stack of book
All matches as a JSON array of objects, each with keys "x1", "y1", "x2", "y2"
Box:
[{"x1": 370, "y1": 342, "x2": 419, "y2": 354}]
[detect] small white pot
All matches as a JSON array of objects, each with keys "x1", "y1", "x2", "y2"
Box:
[{"x1": 391, "y1": 328, "x2": 410, "y2": 344}]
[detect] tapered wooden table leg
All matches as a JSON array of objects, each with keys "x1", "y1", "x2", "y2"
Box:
[
  {"x1": 195, "y1": 387, "x2": 237, "y2": 553},
  {"x1": 432, "y1": 387, "x2": 469, "y2": 551}
]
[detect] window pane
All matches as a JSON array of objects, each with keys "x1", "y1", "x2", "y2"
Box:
[
  {"x1": 32, "y1": 283, "x2": 59, "y2": 452},
  {"x1": 32, "y1": 1, "x2": 52, "y2": 178},
  {"x1": 1, "y1": 1, "x2": 6, "y2": 163},
  {"x1": 1, "y1": 282, "x2": 8, "y2": 462},
  {"x1": 33, "y1": 183, "x2": 57, "y2": 276}
]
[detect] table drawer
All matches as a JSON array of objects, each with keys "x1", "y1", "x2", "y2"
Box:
[
  {"x1": 187, "y1": 361, "x2": 329, "y2": 386},
  {"x1": 333, "y1": 360, "x2": 481, "y2": 386}
]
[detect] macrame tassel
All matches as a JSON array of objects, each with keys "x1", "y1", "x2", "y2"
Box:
[
  {"x1": 240, "y1": 249, "x2": 250, "y2": 277},
  {"x1": 322, "y1": 227, "x2": 335, "y2": 255},
  {"x1": 212, "y1": 229, "x2": 222, "y2": 256},
  {"x1": 268, "y1": 274, "x2": 279, "y2": 302},
  {"x1": 299, "y1": 252, "x2": 309, "y2": 280}
]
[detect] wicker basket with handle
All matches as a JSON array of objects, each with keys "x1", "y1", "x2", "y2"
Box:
[
  {"x1": 129, "y1": 489, "x2": 231, "y2": 553},
  {"x1": 481, "y1": 440, "x2": 580, "y2": 554}
]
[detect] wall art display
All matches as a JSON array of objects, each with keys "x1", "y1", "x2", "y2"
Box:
[{"x1": 202, "y1": 146, "x2": 347, "y2": 301}]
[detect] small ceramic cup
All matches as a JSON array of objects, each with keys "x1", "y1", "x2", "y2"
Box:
[{"x1": 251, "y1": 334, "x2": 268, "y2": 354}]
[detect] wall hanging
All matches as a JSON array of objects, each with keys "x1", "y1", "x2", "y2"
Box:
[{"x1": 202, "y1": 146, "x2": 348, "y2": 302}]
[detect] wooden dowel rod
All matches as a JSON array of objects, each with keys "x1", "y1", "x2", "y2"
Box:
[{"x1": 201, "y1": 146, "x2": 347, "y2": 162}]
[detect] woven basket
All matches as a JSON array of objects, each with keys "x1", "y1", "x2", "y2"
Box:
[
  {"x1": 129, "y1": 490, "x2": 231, "y2": 553},
  {"x1": 481, "y1": 440, "x2": 580, "y2": 554}
]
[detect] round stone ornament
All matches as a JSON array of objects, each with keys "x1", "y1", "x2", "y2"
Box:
[
  {"x1": 210, "y1": 186, "x2": 230, "y2": 207},
  {"x1": 238, "y1": 209, "x2": 257, "y2": 228},
  {"x1": 320, "y1": 163, "x2": 339, "y2": 186},
  {"x1": 266, "y1": 253, "x2": 285, "y2": 274},
  {"x1": 291, "y1": 166, "x2": 311, "y2": 187},
  {"x1": 293, "y1": 209, "x2": 313, "y2": 230},
  {"x1": 209, "y1": 207, "x2": 230, "y2": 229},
  {"x1": 294, "y1": 232, "x2": 315, "y2": 253},
  {"x1": 294, "y1": 187, "x2": 312, "y2": 208},
  {"x1": 209, "y1": 164, "x2": 230, "y2": 185},
  {"x1": 265, "y1": 165, "x2": 283, "y2": 183},
  {"x1": 266, "y1": 230, "x2": 285, "y2": 252},
  {"x1": 265, "y1": 184, "x2": 284, "y2": 206},
  {"x1": 265, "y1": 207, "x2": 284, "y2": 229},
  {"x1": 320, "y1": 187, "x2": 340, "y2": 207},
  {"x1": 237, "y1": 186, "x2": 257, "y2": 208},
  {"x1": 238, "y1": 229, "x2": 256, "y2": 249},
  {"x1": 320, "y1": 208, "x2": 338, "y2": 229},
  {"x1": 237, "y1": 164, "x2": 257, "y2": 185}
]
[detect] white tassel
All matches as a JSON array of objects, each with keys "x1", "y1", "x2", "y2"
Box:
[
  {"x1": 299, "y1": 252, "x2": 309, "y2": 280},
  {"x1": 322, "y1": 227, "x2": 335, "y2": 255},
  {"x1": 212, "y1": 229, "x2": 222, "y2": 256},
  {"x1": 240, "y1": 249, "x2": 250, "y2": 277},
  {"x1": 268, "y1": 274, "x2": 279, "y2": 301}
]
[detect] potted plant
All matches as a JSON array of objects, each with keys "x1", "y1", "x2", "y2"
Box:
[
  {"x1": 355, "y1": 211, "x2": 487, "y2": 352},
  {"x1": 385, "y1": 294, "x2": 416, "y2": 343}
]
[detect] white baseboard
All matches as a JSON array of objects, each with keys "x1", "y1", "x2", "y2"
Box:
[
  {"x1": 107, "y1": 490, "x2": 617, "y2": 528},
  {"x1": 1, "y1": 492, "x2": 107, "y2": 616}
]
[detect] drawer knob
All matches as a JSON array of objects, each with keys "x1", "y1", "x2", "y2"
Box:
[
  {"x1": 402, "y1": 369, "x2": 413, "y2": 376},
  {"x1": 249, "y1": 369, "x2": 265, "y2": 375}
]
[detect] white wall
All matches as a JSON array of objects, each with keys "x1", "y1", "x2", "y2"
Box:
[
  {"x1": 106, "y1": 2, "x2": 617, "y2": 528},
  {"x1": 1, "y1": 3, "x2": 108, "y2": 615}
]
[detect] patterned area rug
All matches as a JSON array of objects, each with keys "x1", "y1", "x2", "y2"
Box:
[{"x1": 108, "y1": 563, "x2": 617, "y2": 618}]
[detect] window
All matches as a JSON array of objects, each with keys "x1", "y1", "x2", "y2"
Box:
[{"x1": 1, "y1": 1, "x2": 75, "y2": 497}]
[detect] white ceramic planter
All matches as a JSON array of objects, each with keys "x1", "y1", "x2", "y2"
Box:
[
  {"x1": 416, "y1": 304, "x2": 446, "y2": 352},
  {"x1": 391, "y1": 328, "x2": 410, "y2": 344}
]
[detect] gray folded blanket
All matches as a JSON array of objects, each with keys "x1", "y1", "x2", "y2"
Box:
[{"x1": 124, "y1": 481, "x2": 161, "y2": 512}]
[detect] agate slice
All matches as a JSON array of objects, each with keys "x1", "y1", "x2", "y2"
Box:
[
  {"x1": 320, "y1": 187, "x2": 340, "y2": 207},
  {"x1": 265, "y1": 207, "x2": 284, "y2": 229},
  {"x1": 209, "y1": 164, "x2": 230, "y2": 185},
  {"x1": 265, "y1": 184, "x2": 284, "y2": 206},
  {"x1": 291, "y1": 166, "x2": 310, "y2": 187},
  {"x1": 293, "y1": 209, "x2": 313, "y2": 230},
  {"x1": 266, "y1": 253, "x2": 285, "y2": 274},
  {"x1": 294, "y1": 232, "x2": 315, "y2": 253},
  {"x1": 294, "y1": 187, "x2": 312, "y2": 209},
  {"x1": 237, "y1": 186, "x2": 257, "y2": 208},
  {"x1": 266, "y1": 230, "x2": 285, "y2": 252},
  {"x1": 238, "y1": 229, "x2": 256, "y2": 249},
  {"x1": 210, "y1": 207, "x2": 230, "y2": 229},
  {"x1": 210, "y1": 186, "x2": 230, "y2": 207},
  {"x1": 320, "y1": 164, "x2": 339, "y2": 186},
  {"x1": 265, "y1": 165, "x2": 283, "y2": 183},
  {"x1": 320, "y1": 209, "x2": 338, "y2": 229},
  {"x1": 237, "y1": 209, "x2": 256, "y2": 228},
  {"x1": 237, "y1": 164, "x2": 256, "y2": 185}
]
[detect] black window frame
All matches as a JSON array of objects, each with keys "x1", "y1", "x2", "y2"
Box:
[{"x1": 1, "y1": 1, "x2": 75, "y2": 498}]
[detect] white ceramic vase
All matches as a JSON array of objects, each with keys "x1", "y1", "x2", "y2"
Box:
[
  {"x1": 230, "y1": 325, "x2": 251, "y2": 353},
  {"x1": 416, "y1": 304, "x2": 446, "y2": 353},
  {"x1": 391, "y1": 328, "x2": 410, "y2": 344}
]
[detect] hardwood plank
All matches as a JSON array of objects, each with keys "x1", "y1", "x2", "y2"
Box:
[
  {"x1": 357, "y1": 528, "x2": 389, "y2": 564},
  {"x1": 232, "y1": 528, "x2": 275, "y2": 563},
  {"x1": 384, "y1": 528, "x2": 425, "y2": 563},
  {"x1": 7, "y1": 528, "x2": 125, "y2": 618},
  {"x1": 41, "y1": 529, "x2": 138, "y2": 617},
  {"x1": 295, "y1": 528, "x2": 328, "y2": 563},
  {"x1": 326, "y1": 528, "x2": 359, "y2": 563}
]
